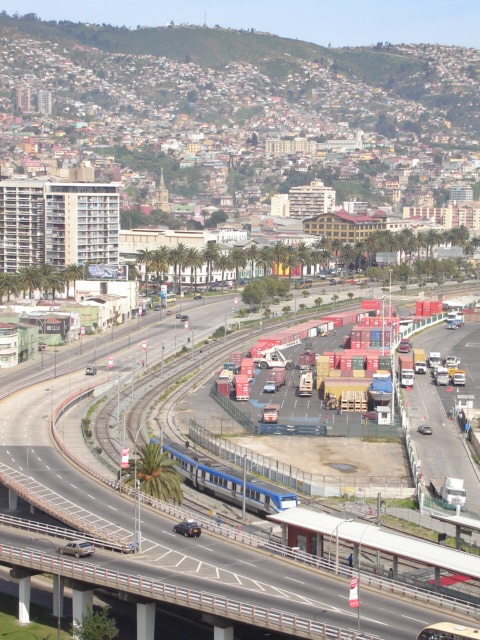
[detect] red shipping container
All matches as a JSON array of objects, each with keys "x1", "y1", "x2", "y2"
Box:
[
  {"x1": 269, "y1": 368, "x2": 286, "y2": 385},
  {"x1": 361, "y1": 299, "x2": 381, "y2": 310},
  {"x1": 216, "y1": 379, "x2": 231, "y2": 398},
  {"x1": 299, "y1": 352, "x2": 316, "y2": 367},
  {"x1": 235, "y1": 374, "x2": 250, "y2": 401},
  {"x1": 230, "y1": 351, "x2": 244, "y2": 367},
  {"x1": 241, "y1": 358, "x2": 255, "y2": 381},
  {"x1": 415, "y1": 301, "x2": 423, "y2": 316}
]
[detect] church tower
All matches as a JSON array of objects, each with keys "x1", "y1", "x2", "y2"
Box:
[{"x1": 155, "y1": 169, "x2": 170, "y2": 213}]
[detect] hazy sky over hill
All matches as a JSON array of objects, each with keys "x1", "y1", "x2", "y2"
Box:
[{"x1": 1, "y1": 0, "x2": 478, "y2": 48}]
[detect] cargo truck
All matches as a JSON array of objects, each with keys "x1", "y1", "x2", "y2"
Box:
[
  {"x1": 434, "y1": 366, "x2": 450, "y2": 386},
  {"x1": 429, "y1": 477, "x2": 466, "y2": 510},
  {"x1": 445, "y1": 355, "x2": 461, "y2": 368},
  {"x1": 269, "y1": 368, "x2": 286, "y2": 388},
  {"x1": 398, "y1": 337, "x2": 411, "y2": 353},
  {"x1": 413, "y1": 348, "x2": 427, "y2": 374},
  {"x1": 235, "y1": 374, "x2": 250, "y2": 401},
  {"x1": 262, "y1": 405, "x2": 279, "y2": 423},
  {"x1": 398, "y1": 355, "x2": 414, "y2": 387},
  {"x1": 428, "y1": 351, "x2": 442, "y2": 370},
  {"x1": 298, "y1": 371, "x2": 313, "y2": 397}
]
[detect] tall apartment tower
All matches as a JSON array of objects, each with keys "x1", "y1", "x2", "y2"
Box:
[
  {"x1": 288, "y1": 179, "x2": 336, "y2": 220},
  {"x1": 450, "y1": 184, "x2": 473, "y2": 203},
  {"x1": 0, "y1": 179, "x2": 45, "y2": 272},
  {"x1": 16, "y1": 85, "x2": 32, "y2": 113},
  {"x1": 0, "y1": 179, "x2": 120, "y2": 272},
  {"x1": 37, "y1": 90, "x2": 52, "y2": 114}
]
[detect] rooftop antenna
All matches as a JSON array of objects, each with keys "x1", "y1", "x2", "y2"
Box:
[{"x1": 204, "y1": 11, "x2": 207, "y2": 27}]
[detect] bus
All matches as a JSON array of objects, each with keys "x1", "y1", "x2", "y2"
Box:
[
  {"x1": 166, "y1": 293, "x2": 177, "y2": 305},
  {"x1": 295, "y1": 279, "x2": 313, "y2": 289},
  {"x1": 416, "y1": 622, "x2": 480, "y2": 640}
]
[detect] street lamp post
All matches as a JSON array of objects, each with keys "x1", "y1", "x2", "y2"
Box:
[
  {"x1": 356, "y1": 524, "x2": 370, "y2": 633},
  {"x1": 328, "y1": 518, "x2": 354, "y2": 575},
  {"x1": 132, "y1": 422, "x2": 147, "y2": 553}
]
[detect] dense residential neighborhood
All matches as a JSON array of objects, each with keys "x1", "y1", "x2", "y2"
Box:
[{"x1": 1, "y1": 15, "x2": 480, "y2": 366}]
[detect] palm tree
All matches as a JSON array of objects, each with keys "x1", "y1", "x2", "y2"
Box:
[
  {"x1": 0, "y1": 272, "x2": 19, "y2": 302},
  {"x1": 150, "y1": 247, "x2": 170, "y2": 292},
  {"x1": 203, "y1": 242, "x2": 220, "y2": 289},
  {"x1": 229, "y1": 247, "x2": 247, "y2": 288},
  {"x1": 331, "y1": 238, "x2": 343, "y2": 274},
  {"x1": 136, "y1": 249, "x2": 154, "y2": 295},
  {"x1": 185, "y1": 247, "x2": 204, "y2": 291},
  {"x1": 125, "y1": 262, "x2": 139, "y2": 281},
  {"x1": 43, "y1": 270, "x2": 65, "y2": 301},
  {"x1": 123, "y1": 443, "x2": 183, "y2": 503},
  {"x1": 256, "y1": 246, "x2": 275, "y2": 278},
  {"x1": 296, "y1": 241, "x2": 312, "y2": 277},
  {"x1": 214, "y1": 252, "x2": 232, "y2": 292},
  {"x1": 244, "y1": 244, "x2": 258, "y2": 281},
  {"x1": 272, "y1": 241, "x2": 287, "y2": 279},
  {"x1": 17, "y1": 266, "x2": 43, "y2": 299},
  {"x1": 63, "y1": 264, "x2": 85, "y2": 299},
  {"x1": 283, "y1": 245, "x2": 298, "y2": 279},
  {"x1": 168, "y1": 243, "x2": 188, "y2": 294}
]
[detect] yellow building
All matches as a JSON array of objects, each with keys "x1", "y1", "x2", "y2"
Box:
[{"x1": 303, "y1": 209, "x2": 387, "y2": 242}]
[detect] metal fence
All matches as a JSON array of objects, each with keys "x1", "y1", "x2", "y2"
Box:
[{"x1": 209, "y1": 383, "x2": 256, "y2": 432}]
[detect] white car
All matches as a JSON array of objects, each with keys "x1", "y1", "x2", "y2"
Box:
[{"x1": 263, "y1": 382, "x2": 278, "y2": 393}]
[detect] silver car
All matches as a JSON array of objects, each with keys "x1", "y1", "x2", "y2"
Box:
[{"x1": 59, "y1": 540, "x2": 95, "y2": 558}]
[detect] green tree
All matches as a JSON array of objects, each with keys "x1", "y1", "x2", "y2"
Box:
[
  {"x1": 256, "y1": 246, "x2": 275, "y2": 278},
  {"x1": 244, "y1": 244, "x2": 258, "y2": 280},
  {"x1": 203, "y1": 242, "x2": 221, "y2": 289},
  {"x1": 63, "y1": 263, "x2": 85, "y2": 299},
  {"x1": 17, "y1": 266, "x2": 43, "y2": 299},
  {"x1": 0, "y1": 272, "x2": 18, "y2": 302},
  {"x1": 43, "y1": 270, "x2": 65, "y2": 301},
  {"x1": 136, "y1": 249, "x2": 154, "y2": 294},
  {"x1": 229, "y1": 246, "x2": 247, "y2": 288},
  {"x1": 185, "y1": 247, "x2": 204, "y2": 291},
  {"x1": 123, "y1": 443, "x2": 183, "y2": 503},
  {"x1": 168, "y1": 243, "x2": 188, "y2": 294},
  {"x1": 151, "y1": 247, "x2": 170, "y2": 291},
  {"x1": 74, "y1": 604, "x2": 119, "y2": 640},
  {"x1": 214, "y1": 252, "x2": 232, "y2": 292}
]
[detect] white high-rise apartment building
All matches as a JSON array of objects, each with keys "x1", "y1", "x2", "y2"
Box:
[
  {"x1": 37, "y1": 90, "x2": 52, "y2": 114},
  {"x1": 0, "y1": 179, "x2": 120, "y2": 272},
  {"x1": 288, "y1": 179, "x2": 336, "y2": 220}
]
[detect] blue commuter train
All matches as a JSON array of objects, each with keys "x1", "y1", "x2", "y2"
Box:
[{"x1": 151, "y1": 438, "x2": 298, "y2": 516}]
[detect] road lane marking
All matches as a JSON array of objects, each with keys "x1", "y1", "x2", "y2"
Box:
[
  {"x1": 284, "y1": 576, "x2": 304, "y2": 584},
  {"x1": 87, "y1": 494, "x2": 96, "y2": 500}
]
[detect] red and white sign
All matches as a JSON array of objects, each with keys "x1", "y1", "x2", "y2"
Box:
[
  {"x1": 234, "y1": 297, "x2": 238, "y2": 305},
  {"x1": 108, "y1": 356, "x2": 113, "y2": 369},
  {"x1": 184, "y1": 321, "x2": 189, "y2": 330},
  {"x1": 121, "y1": 448, "x2": 129, "y2": 469},
  {"x1": 229, "y1": 281, "x2": 233, "y2": 288},
  {"x1": 181, "y1": 291, "x2": 184, "y2": 298},
  {"x1": 349, "y1": 577, "x2": 359, "y2": 608},
  {"x1": 80, "y1": 326, "x2": 85, "y2": 336},
  {"x1": 142, "y1": 340, "x2": 147, "y2": 351},
  {"x1": 138, "y1": 306, "x2": 143, "y2": 316}
]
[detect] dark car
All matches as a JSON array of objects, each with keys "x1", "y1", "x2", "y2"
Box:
[
  {"x1": 194, "y1": 294, "x2": 203, "y2": 300},
  {"x1": 180, "y1": 315, "x2": 189, "y2": 322},
  {"x1": 173, "y1": 519, "x2": 201, "y2": 537},
  {"x1": 175, "y1": 313, "x2": 182, "y2": 319},
  {"x1": 418, "y1": 424, "x2": 433, "y2": 435},
  {"x1": 38, "y1": 342, "x2": 47, "y2": 351},
  {"x1": 85, "y1": 365, "x2": 97, "y2": 375},
  {"x1": 154, "y1": 304, "x2": 161, "y2": 311}
]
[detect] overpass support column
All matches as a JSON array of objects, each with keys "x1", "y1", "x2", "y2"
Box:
[
  {"x1": 18, "y1": 575, "x2": 31, "y2": 624},
  {"x1": 53, "y1": 574, "x2": 65, "y2": 618},
  {"x1": 456, "y1": 526, "x2": 461, "y2": 550},
  {"x1": 8, "y1": 488, "x2": 18, "y2": 511},
  {"x1": 392, "y1": 555, "x2": 399, "y2": 580},
  {"x1": 203, "y1": 614, "x2": 234, "y2": 640},
  {"x1": 137, "y1": 602, "x2": 155, "y2": 640},
  {"x1": 71, "y1": 584, "x2": 93, "y2": 638},
  {"x1": 434, "y1": 566, "x2": 441, "y2": 592},
  {"x1": 353, "y1": 543, "x2": 359, "y2": 568}
]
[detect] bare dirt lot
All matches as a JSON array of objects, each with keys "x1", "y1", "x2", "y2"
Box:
[{"x1": 229, "y1": 435, "x2": 409, "y2": 480}]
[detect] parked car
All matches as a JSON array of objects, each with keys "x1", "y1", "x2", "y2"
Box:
[
  {"x1": 263, "y1": 382, "x2": 278, "y2": 393},
  {"x1": 38, "y1": 343, "x2": 47, "y2": 351},
  {"x1": 59, "y1": 539, "x2": 95, "y2": 558},
  {"x1": 166, "y1": 310, "x2": 173, "y2": 315},
  {"x1": 417, "y1": 424, "x2": 433, "y2": 435},
  {"x1": 154, "y1": 304, "x2": 161, "y2": 311},
  {"x1": 85, "y1": 365, "x2": 97, "y2": 375},
  {"x1": 173, "y1": 519, "x2": 201, "y2": 537},
  {"x1": 194, "y1": 294, "x2": 203, "y2": 300}
]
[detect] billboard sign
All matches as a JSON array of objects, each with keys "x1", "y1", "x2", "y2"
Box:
[
  {"x1": 375, "y1": 252, "x2": 397, "y2": 265},
  {"x1": 160, "y1": 285, "x2": 168, "y2": 300},
  {"x1": 437, "y1": 247, "x2": 464, "y2": 258},
  {"x1": 86, "y1": 264, "x2": 128, "y2": 280}
]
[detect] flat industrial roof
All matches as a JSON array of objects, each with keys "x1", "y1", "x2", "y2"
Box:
[{"x1": 268, "y1": 508, "x2": 480, "y2": 580}]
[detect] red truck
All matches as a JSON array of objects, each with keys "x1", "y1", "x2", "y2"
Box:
[
  {"x1": 269, "y1": 368, "x2": 286, "y2": 387},
  {"x1": 240, "y1": 357, "x2": 255, "y2": 381},
  {"x1": 398, "y1": 355, "x2": 414, "y2": 387}
]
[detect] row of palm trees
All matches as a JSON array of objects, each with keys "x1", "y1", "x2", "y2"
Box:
[
  {"x1": 136, "y1": 225, "x2": 476, "y2": 291},
  {"x1": 0, "y1": 225, "x2": 474, "y2": 302},
  {"x1": 0, "y1": 263, "x2": 91, "y2": 302}
]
